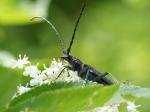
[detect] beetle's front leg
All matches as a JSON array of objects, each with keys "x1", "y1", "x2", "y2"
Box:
[
  {"x1": 54, "y1": 65, "x2": 73, "y2": 80},
  {"x1": 65, "y1": 65, "x2": 73, "y2": 71},
  {"x1": 65, "y1": 65, "x2": 79, "y2": 72},
  {"x1": 55, "y1": 67, "x2": 66, "y2": 80}
]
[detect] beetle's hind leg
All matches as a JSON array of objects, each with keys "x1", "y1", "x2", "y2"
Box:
[
  {"x1": 93, "y1": 72, "x2": 119, "y2": 84},
  {"x1": 93, "y1": 72, "x2": 109, "y2": 82},
  {"x1": 105, "y1": 72, "x2": 119, "y2": 84}
]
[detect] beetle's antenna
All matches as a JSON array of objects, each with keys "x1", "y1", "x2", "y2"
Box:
[
  {"x1": 67, "y1": 3, "x2": 86, "y2": 55},
  {"x1": 31, "y1": 17, "x2": 65, "y2": 53}
]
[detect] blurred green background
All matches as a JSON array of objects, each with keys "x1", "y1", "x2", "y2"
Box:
[{"x1": 0, "y1": 0, "x2": 150, "y2": 111}]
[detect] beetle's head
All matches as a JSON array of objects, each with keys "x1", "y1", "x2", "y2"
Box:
[
  {"x1": 61, "y1": 51, "x2": 82, "y2": 67},
  {"x1": 61, "y1": 52, "x2": 76, "y2": 65},
  {"x1": 61, "y1": 51, "x2": 70, "y2": 62}
]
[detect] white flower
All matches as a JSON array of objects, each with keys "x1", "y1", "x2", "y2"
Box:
[
  {"x1": 30, "y1": 74, "x2": 47, "y2": 86},
  {"x1": 30, "y1": 78, "x2": 40, "y2": 86},
  {"x1": 24, "y1": 58, "x2": 81, "y2": 86},
  {"x1": 28, "y1": 60, "x2": 65, "y2": 86},
  {"x1": 63, "y1": 71, "x2": 80, "y2": 82},
  {"x1": 127, "y1": 101, "x2": 141, "y2": 112},
  {"x1": 12, "y1": 54, "x2": 30, "y2": 69},
  {"x1": 14, "y1": 56, "x2": 81, "y2": 88},
  {"x1": 41, "y1": 67, "x2": 61, "y2": 82},
  {"x1": 41, "y1": 60, "x2": 64, "y2": 82},
  {"x1": 17, "y1": 85, "x2": 31, "y2": 95},
  {"x1": 23, "y1": 65, "x2": 40, "y2": 78},
  {"x1": 51, "y1": 59, "x2": 64, "y2": 69}
]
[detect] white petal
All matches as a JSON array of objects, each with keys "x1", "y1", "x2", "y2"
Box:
[
  {"x1": 30, "y1": 79, "x2": 39, "y2": 86},
  {"x1": 13, "y1": 55, "x2": 30, "y2": 69},
  {"x1": 17, "y1": 86, "x2": 31, "y2": 95},
  {"x1": 23, "y1": 65, "x2": 40, "y2": 78}
]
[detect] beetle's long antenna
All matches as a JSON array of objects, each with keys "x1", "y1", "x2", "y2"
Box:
[
  {"x1": 31, "y1": 17, "x2": 65, "y2": 53},
  {"x1": 67, "y1": 3, "x2": 86, "y2": 55}
]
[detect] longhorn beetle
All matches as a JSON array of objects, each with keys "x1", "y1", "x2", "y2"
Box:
[{"x1": 31, "y1": 3, "x2": 118, "y2": 85}]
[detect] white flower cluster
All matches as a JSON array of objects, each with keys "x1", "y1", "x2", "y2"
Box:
[
  {"x1": 13, "y1": 54, "x2": 80, "y2": 95},
  {"x1": 92, "y1": 101, "x2": 140, "y2": 112}
]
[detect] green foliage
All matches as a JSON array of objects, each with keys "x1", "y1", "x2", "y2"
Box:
[
  {"x1": 0, "y1": 66, "x2": 150, "y2": 112},
  {"x1": 106, "y1": 83, "x2": 150, "y2": 105},
  {"x1": 1, "y1": 81, "x2": 149, "y2": 112},
  {"x1": 5, "y1": 83, "x2": 119, "y2": 112},
  {"x1": 121, "y1": 83, "x2": 150, "y2": 98},
  {"x1": 9, "y1": 81, "x2": 85, "y2": 106},
  {"x1": 0, "y1": 67, "x2": 20, "y2": 111}
]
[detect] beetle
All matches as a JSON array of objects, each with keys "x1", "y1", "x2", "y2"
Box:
[{"x1": 31, "y1": 3, "x2": 117, "y2": 85}]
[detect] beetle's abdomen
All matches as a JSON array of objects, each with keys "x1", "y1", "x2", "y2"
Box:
[{"x1": 79, "y1": 64, "x2": 113, "y2": 85}]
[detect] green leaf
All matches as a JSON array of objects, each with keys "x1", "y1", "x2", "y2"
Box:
[
  {"x1": 5, "y1": 83, "x2": 119, "y2": 112},
  {"x1": 106, "y1": 83, "x2": 150, "y2": 105},
  {"x1": 0, "y1": 67, "x2": 20, "y2": 111},
  {"x1": 121, "y1": 83, "x2": 150, "y2": 98},
  {"x1": 9, "y1": 81, "x2": 85, "y2": 107}
]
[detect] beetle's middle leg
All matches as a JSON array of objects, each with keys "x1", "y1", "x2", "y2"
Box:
[{"x1": 83, "y1": 68, "x2": 90, "y2": 86}]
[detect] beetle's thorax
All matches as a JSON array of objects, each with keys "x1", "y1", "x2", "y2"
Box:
[{"x1": 61, "y1": 52, "x2": 83, "y2": 71}]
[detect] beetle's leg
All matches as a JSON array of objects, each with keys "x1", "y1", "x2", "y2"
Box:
[
  {"x1": 94, "y1": 72, "x2": 119, "y2": 84},
  {"x1": 83, "y1": 68, "x2": 90, "y2": 86},
  {"x1": 105, "y1": 72, "x2": 119, "y2": 84},
  {"x1": 85, "y1": 69, "x2": 90, "y2": 81},
  {"x1": 93, "y1": 72, "x2": 109, "y2": 82},
  {"x1": 103, "y1": 72, "x2": 109, "y2": 76},
  {"x1": 64, "y1": 66, "x2": 72, "y2": 77},
  {"x1": 65, "y1": 66, "x2": 73, "y2": 70},
  {"x1": 55, "y1": 67, "x2": 66, "y2": 80},
  {"x1": 55, "y1": 65, "x2": 74, "y2": 81}
]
